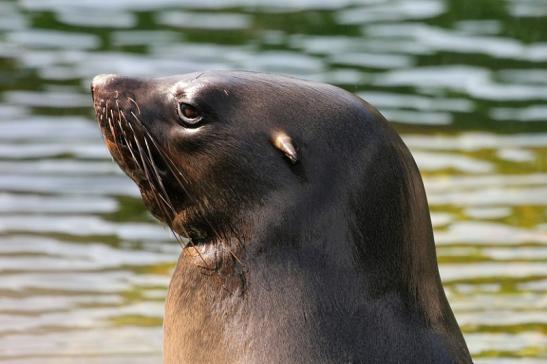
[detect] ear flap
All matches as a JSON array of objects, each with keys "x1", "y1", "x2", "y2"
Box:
[{"x1": 271, "y1": 130, "x2": 298, "y2": 164}]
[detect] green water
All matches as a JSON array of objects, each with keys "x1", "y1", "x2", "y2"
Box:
[{"x1": 0, "y1": 0, "x2": 546, "y2": 362}]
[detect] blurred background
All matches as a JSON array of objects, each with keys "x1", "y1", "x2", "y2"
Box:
[{"x1": 0, "y1": 0, "x2": 546, "y2": 363}]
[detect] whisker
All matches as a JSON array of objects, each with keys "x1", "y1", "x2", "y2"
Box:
[
  {"x1": 141, "y1": 139, "x2": 194, "y2": 252},
  {"x1": 143, "y1": 137, "x2": 177, "y2": 211},
  {"x1": 124, "y1": 115, "x2": 177, "y2": 216},
  {"x1": 116, "y1": 118, "x2": 141, "y2": 170},
  {"x1": 128, "y1": 97, "x2": 142, "y2": 115},
  {"x1": 122, "y1": 113, "x2": 177, "y2": 224},
  {"x1": 105, "y1": 101, "x2": 126, "y2": 163}
]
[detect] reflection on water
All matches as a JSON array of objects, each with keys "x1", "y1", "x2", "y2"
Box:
[{"x1": 0, "y1": 0, "x2": 546, "y2": 362}]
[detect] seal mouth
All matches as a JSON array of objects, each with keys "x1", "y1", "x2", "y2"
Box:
[{"x1": 92, "y1": 89, "x2": 188, "y2": 235}]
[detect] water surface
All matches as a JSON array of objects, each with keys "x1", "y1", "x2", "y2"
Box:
[{"x1": 0, "y1": 0, "x2": 546, "y2": 362}]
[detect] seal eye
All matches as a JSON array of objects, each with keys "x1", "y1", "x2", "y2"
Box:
[{"x1": 177, "y1": 103, "x2": 203, "y2": 126}]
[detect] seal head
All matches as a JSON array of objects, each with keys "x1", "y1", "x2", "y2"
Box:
[{"x1": 91, "y1": 71, "x2": 472, "y2": 364}]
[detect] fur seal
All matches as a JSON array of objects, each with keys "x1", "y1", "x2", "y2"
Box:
[{"x1": 91, "y1": 71, "x2": 473, "y2": 364}]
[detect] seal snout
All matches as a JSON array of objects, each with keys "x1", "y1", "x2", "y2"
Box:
[
  {"x1": 92, "y1": 73, "x2": 118, "y2": 89},
  {"x1": 91, "y1": 73, "x2": 120, "y2": 100}
]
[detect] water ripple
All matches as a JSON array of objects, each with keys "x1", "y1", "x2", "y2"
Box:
[{"x1": 0, "y1": 1, "x2": 545, "y2": 362}]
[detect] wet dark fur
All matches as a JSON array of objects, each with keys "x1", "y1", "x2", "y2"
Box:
[{"x1": 91, "y1": 71, "x2": 473, "y2": 364}]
